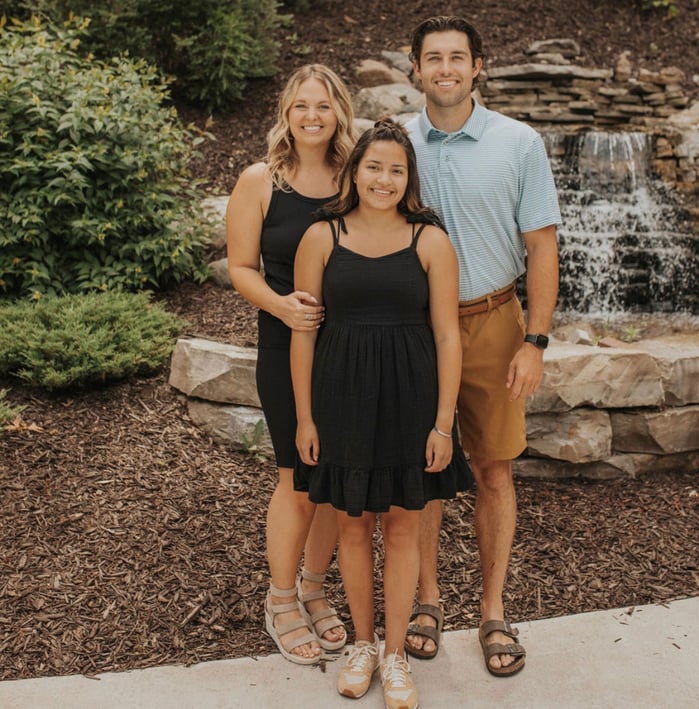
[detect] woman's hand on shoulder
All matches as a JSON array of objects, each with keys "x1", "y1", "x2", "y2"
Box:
[
  {"x1": 288, "y1": 221, "x2": 333, "y2": 331},
  {"x1": 278, "y1": 290, "x2": 325, "y2": 331}
]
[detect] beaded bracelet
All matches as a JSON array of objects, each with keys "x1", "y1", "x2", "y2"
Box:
[{"x1": 433, "y1": 425, "x2": 451, "y2": 438}]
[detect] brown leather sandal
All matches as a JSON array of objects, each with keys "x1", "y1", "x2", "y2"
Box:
[
  {"x1": 404, "y1": 603, "x2": 444, "y2": 660},
  {"x1": 478, "y1": 619, "x2": 526, "y2": 677}
]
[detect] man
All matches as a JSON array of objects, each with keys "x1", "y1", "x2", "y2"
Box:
[{"x1": 404, "y1": 16, "x2": 560, "y2": 677}]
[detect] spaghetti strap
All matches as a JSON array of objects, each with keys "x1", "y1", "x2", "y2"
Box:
[
  {"x1": 328, "y1": 218, "x2": 340, "y2": 245},
  {"x1": 411, "y1": 222, "x2": 427, "y2": 248}
]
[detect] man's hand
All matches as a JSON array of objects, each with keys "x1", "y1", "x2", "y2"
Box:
[{"x1": 506, "y1": 344, "x2": 544, "y2": 400}]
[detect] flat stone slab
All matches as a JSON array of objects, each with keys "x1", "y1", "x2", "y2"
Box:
[
  {"x1": 486, "y1": 63, "x2": 612, "y2": 81},
  {"x1": 528, "y1": 342, "x2": 664, "y2": 413},
  {"x1": 514, "y1": 450, "x2": 699, "y2": 480},
  {"x1": 611, "y1": 405, "x2": 699, "y2": 454},
  {"x1": 630, "y1": 334, "x2": 699, "y2": 405},
  {"x1": 526, "y1": 408, "x2": 611, "y2": 463},
  {"x1": 187, "y1": 399, "x2": 273, "y2": 456},
  {"x1": 169, "y1": 337, "x2": 259, "y2": 407}
]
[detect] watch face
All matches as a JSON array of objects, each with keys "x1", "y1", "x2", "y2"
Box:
[{"x1": 525, "y1": 334, "x2": 548, "y2": 349}]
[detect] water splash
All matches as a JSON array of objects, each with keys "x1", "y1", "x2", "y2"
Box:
[{"x1": 543, "y1": 131, "x2": 698, "y2": 314}]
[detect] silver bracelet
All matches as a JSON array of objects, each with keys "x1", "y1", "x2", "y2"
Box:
[{"x1": 433, "y1": 425, "x2": 451, "y2": 438}]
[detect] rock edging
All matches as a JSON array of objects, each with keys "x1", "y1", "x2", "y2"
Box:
[{"x1": 169, "y1": 335, "x2": 699, "y2": 481}]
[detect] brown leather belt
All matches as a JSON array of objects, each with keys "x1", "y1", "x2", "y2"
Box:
[{"x1": 458, "y1": 283, "x2": 516, "y2": 316}]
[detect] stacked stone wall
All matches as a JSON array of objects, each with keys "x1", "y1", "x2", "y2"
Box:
[{"x1": 169, "y1": 337, "x2": 699, "y2": 481}]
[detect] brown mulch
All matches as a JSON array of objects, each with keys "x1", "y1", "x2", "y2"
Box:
[
  {"x1": 1, "y1": 282, "x2": 698, "y2": 681},
  {"x1": 2, "y1": 0, "x2": 699, "y2": 683}
]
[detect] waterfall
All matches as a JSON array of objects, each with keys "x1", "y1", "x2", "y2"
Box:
[{"x1": 543, "y1": 131, "x2": 698, "y2": 314}]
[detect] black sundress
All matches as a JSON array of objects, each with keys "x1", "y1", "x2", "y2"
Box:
[{"x1": 294, "y1": 218, "x2": 473, "y2": 516}]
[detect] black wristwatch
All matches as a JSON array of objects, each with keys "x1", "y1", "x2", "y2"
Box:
[{"x1": 524, "y1": 333, "x2": 549, "y2": 350}]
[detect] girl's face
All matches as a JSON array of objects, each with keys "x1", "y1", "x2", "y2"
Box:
[
  {"x1": 354, "y1": 140, "x2": 409, "y2": 211},
  {"x1": 287, "y1": 77, "x2": 338, "y2": 147}
]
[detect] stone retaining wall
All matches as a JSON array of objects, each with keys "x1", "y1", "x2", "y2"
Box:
[{"x1": 168, "y1": 336, "x2": 699, "y2": 481}]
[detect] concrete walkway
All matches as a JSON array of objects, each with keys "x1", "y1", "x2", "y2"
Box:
[{"x1": 1, "y1": 597, "x2": 697, "y2": 708}]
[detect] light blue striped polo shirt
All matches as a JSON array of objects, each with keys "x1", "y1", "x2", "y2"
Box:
[{"x1": 406, "y1": 101, "x2": 561, "y2": 302}]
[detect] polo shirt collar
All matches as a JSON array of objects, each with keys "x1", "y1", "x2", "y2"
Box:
[{"x1": 419, "y1": 98, "x2": 487, "y2": 142}]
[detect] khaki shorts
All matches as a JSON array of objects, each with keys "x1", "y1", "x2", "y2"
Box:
[{"x1": 456, "y1": 296, "x2": 527, "y2": 460}]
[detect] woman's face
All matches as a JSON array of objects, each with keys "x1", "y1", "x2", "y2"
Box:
[
  {"x1": 287, "y1": 77, "x2": 338, "y2": 147},
  {"x1": 354, "y1": 140, "x2": 409, "y2": 211}
]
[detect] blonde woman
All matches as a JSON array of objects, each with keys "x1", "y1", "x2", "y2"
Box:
[{"x1": 226, "y1": 65, "x2": 356, "y2": 664}]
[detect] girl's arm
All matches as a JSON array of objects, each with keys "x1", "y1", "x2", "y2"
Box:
[
  {"x1": 290, "y1": 223, "x2": 332, "y2": 465},
  {"x1": 226, "y1": 164, "x2": 322, "y2": 331},
  {"x1": 419, "y1": 226, "x2": 462, "y2": 473}
]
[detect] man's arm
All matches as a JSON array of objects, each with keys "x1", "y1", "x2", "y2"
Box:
[{"x1": 506, "y1": 225, "x2": 558, "y2": 400}]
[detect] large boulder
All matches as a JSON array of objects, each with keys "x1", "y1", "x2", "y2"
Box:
[
  {"x1": 188, "y1": 399, "x2": 273, "y2": 456},
  {"x1": 526, "y1": 408, "x2": 612, "y2": 463},
  {"x1": 528, "y1": 343, "x2": 664, "y2": 413},
  {"x1": 611, "y1": 406, "x2": 699, "y2": 454},
  {"x1": 352, "y1": 83, "x2": 425, "y2": 120},
  {"x1": 169, "y1": 338, "x2": 259, "y2": 407}
]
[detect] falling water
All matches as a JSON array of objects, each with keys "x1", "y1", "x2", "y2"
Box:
[{"x1": 543, "y1": 131, "x2": 698, "y2": 314}]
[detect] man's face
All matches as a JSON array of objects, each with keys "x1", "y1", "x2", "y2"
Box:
[{"x1": 413, "y1": 30, "x2": 482, "y2": 110}]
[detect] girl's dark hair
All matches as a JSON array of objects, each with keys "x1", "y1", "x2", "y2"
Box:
[
  {"x1": 319, "y1": 118, "x2": 442, "y2": 226},
  {"x1": 410, "y1": 16, "x2": 485, "y2": 86}
]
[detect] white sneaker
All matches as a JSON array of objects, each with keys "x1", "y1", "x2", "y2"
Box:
[
  {"x1": 380, "y1": 652, "x2": 419, "y2": 709},
  {"x1": 337, "y1": 634, "x2": 380, "y2": 698}
]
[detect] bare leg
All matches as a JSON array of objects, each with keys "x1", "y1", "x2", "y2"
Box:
[
  {"x1": 266, "y1": 466, "x2": 320, "y2": 660},
  {"x1": 471, "y1": 456, "x2": 517, "y2": 670},
  {"x1": 300, "y1": 502, "x2": 345, "y2": 644},
  {"x1": 337, "y1": 511, "x2": 376, "y2": 643},
  {"x1": 404, "y1": 499, "x2": 442, "y2": 654},
  {"x1": 381, "y1": 507, "x2": 421, "y2": 657}
]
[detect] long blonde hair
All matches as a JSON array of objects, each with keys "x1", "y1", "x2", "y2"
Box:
[{"x1": 267, "y1": 64, "x2": 355, "y2": 190}]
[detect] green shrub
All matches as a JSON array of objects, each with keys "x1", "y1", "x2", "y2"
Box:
[
  {"x1": 0, "y1": 388, "x2": 25, "y2": 427},
  {"x1": 0, "y1": 292, "x2": 186, "y2": 390},
  {"x1": 1, "y1": 1, "x2": 287, "y2": 111},
  {"x1": 0, "y1": 16, "x2": 214, "y2": 300},
  {"x1": 171, "y1": 1, "x2": 284, "y2": 109}
]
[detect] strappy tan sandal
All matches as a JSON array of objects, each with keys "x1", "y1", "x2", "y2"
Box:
[
  {"x1": 264, "y1": 583, "x2": 320, "y2": 665},
  {"x1": 296, "y1": 568, "x2": 347, "y2": 651}
]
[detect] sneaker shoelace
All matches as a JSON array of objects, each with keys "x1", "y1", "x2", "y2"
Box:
[
  {"x1": 381, "y1": 653, "x2": 411, "y2": 687},
  {"x1": 346, "y1": 641, "x2": 378, "y2": 672}
]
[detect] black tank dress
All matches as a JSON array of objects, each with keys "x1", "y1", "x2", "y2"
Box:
[
  {"x1": 256, "y1": 186, "x2": 332, "y2": 468},
  {"x1": 294, "y1": 219, "x2": 473, "y2": 517}
]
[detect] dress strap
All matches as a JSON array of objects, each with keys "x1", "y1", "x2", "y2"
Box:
[
  {"x1": 328, "y1": 218, "x2": 340, "y2": 245},
  {"x1": 410, "y1": 222, "x2": 428, "y2": 248},
  {"x1": 328, "y1": 217, "x2": 348, "y2": 246}
]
